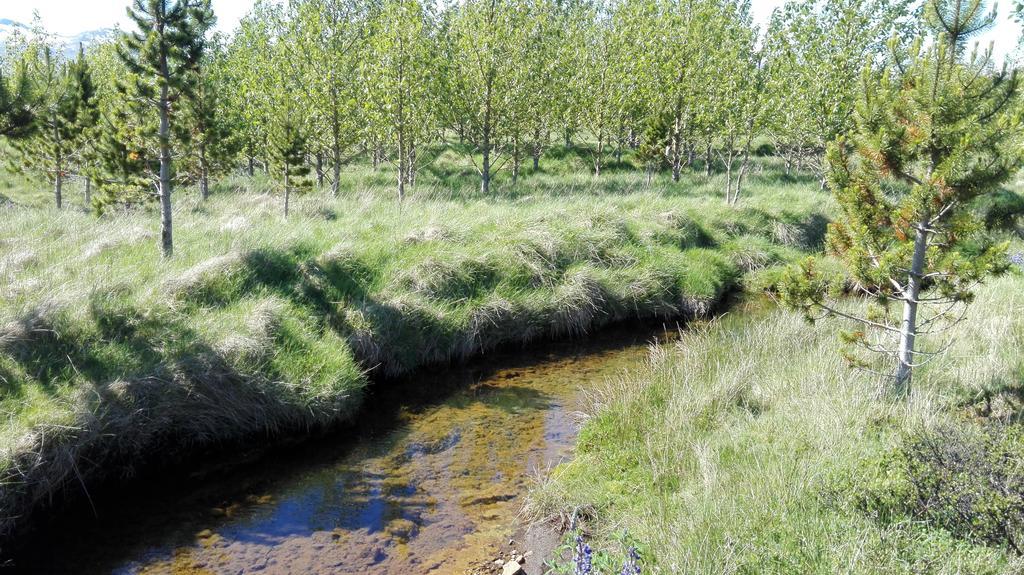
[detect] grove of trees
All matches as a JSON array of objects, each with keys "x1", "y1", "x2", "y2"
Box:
[
  {"x1": 1, "y1": 0, "x2": 936, "y2": 220},
  {"x1": 0, "y1": 0, "x2": 1020, "y2": 388}
]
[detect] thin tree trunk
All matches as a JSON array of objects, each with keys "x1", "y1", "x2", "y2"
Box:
[
  {"x1": 481, "y1": 81, "x2": 492, "y2": 196},
  {"x1": 532, "y1": 125, "x2": 542, "y2": 171},
  {"x1": 315, "y1": 151, "x2": 324, "y2": 189},
  {"x1": 248, "y1": 155, "x2": 255, "y2": 177},
  {"x1": 54, "y1": 172, "x2": 63, "y2": 210},
  {"x1": 670, "y1": 128, "x2": 682, "y2": 183},
  {"x1": 199, "y1": 143, "x2": 209, "y2": 200},
  {"x1": 158, "y1": 76, "x2": 173, "y2": 258},
  {"x1": 481, "y1": 141, "x2": 491, "y2": 195},
  {"x1": 332, "y1": 153, "x2": 341, "y2": 197},
  {"x1": 84, "y1": 177, "x2": 91, "y2": 207},
  {"x1": 284, "y1": 169, "x2": 291, "y2": 218},
  {"x1": 704, "y1": 143, "x2": 713, "y2": 177},
  {"x1": 54, "y1": 129, "x2": 63, "y2": 209},
  {"x1": 894, "y1": 214, "x2": 929, "y2": 395},
  {"x1": 397, "y1": 150, "x2": 406, "y2": 203},
  {"x1": 725, "y1": 162, "x2": 733, "y2": 204}
]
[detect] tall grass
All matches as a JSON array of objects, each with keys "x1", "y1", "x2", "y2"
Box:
[
  {"x1": 0, "y1": 159, "x2": 828, "y2": 549},
  {"x1": 526, "y1": 264, "x2": 1024, "y2": 574}
]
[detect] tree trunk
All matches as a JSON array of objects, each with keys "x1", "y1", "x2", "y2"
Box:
[
  {"x1": 332, "y1": 154, "x2": 341, "y2": 198},
  {"x1": 894, "y1": 215, "x2": 929, "y2": 396},
  {"x1": 200, "y1": 164, "x2": 209, "y2": 201},
  {"x1": 84, "y1": 177, "x2": 91, "y2": 207},
  {"x1": 54, "y1": 129, "x2": 63, "y2": 209},
  {"x1": 248, "y1": 156, "x2": 255, "y2": 177},
  {"x1": 704, "y1": 143, "x2": 713, "y2": 177},
  {"x1": 532, "y1": 125, "x2": 542, "y2": 171},
  {"x1": 54, "y1": 172, "x2": 63, "y2": 210},
  {"x1": 315, "y1": 151, "x2": 324, "y2": 189},
  {"x1": 725, "y1": 162, "x2": 733, "y2": 205},
  {"x1": 481, "y1": 143, "x2": 491, "y2": 195},
  {"x1": 669, "y1": 115, "x2": 682, "y2": 182},
  {"x1": 284, "y1": 170, "x2": 291, "y2": 218},
  {"x1": 199, "y1": 142, "x2": 209, "y2": 201},
  {"x1": 158, "y1": 76, "x2": 173, "y2": 258},
  {"x1": 481, "y1": 82, "x2": 492, "y2": 196},
  {"x1": 397, "y1": 151, "x2": 406, "y2": 203}
]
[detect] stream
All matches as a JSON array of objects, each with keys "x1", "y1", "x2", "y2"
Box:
[{"x1": 5, "y1": 321, "x2": 679, "y2": 575}]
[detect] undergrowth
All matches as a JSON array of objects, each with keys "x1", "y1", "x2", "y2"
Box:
[{"x1": 529, "y1": 263, "x2": 1024, "y2": 574}]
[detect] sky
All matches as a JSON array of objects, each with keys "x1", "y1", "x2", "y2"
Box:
[
  {"x1": 1, "y1": 0, "x2": 253, "y2": 35},
  {"x1": 2, "y1": 0, "x2": 1021, "y2": 61}
]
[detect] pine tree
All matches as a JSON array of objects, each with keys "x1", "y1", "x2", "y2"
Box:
[
  {"x1": 72, "y1": 45, "x2": 101, "y2": 208},
  {"x1": 271, "y1": 111, "x2": 311, "y2": 218},
  {"x1": 782, "y1": 0, "x2": 1022, "y2": 396},
  {"x1": 11, "y1": 46, "x2": 93, "y2": 209},
  {"x1": 182, "y1": 40, "x2": 239, "y2": 201},
  {"x1": 0, "y1": 59, "x2": 36, "y2": 140},
  {"x1": 116, "y1": 0, "x2": 214, "y2": 257}
]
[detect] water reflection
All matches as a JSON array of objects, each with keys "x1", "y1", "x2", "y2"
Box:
[{"x1": 9, "y1": 322, "x2": 675, "y2": 574}]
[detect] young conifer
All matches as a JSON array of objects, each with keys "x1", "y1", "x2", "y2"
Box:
[{"x1": 782, "y1": 0, "x2": 1022, "y2": 396}]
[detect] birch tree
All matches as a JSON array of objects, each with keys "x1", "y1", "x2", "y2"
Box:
[
  {"x1": 292, "y1": 0, "x2": 369, "y2": 196},
  {"x1": 442, "y1": 0, "x2": 529, "y2": 194},
  {"x1": 363, "y1": 0, "x2": 437, "y2": 201}
]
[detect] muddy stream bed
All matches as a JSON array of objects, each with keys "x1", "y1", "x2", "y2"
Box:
[{"x1": 5, "y1": 321, "x2": 679, "y2": 574}]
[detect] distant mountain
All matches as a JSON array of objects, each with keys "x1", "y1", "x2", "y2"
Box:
[{"x1": 0, "y1": 18, "x2": 117, "y2": 58}]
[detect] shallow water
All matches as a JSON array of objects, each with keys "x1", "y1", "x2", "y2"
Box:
[{"x1": 6, "y1": 321, "x2": 678, "y2": 575}]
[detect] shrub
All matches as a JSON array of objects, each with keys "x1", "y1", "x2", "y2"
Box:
[{"x1": 852, "y1": 422, "x2": 1024, "y2": 554}]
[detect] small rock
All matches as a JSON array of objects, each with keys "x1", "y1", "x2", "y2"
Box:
[
  {"x1": 514, "y1": 554, "x2": 525, "y2": 564},
  {"x1": 493, "y1": 559, "x2": 504, "y2": 566},
  {"x1": 502, "y1": 560, "x2": 526, "y2": 575}
]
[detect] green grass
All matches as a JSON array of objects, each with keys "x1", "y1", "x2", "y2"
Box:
[
  {"x1": 526, "y1": 253, "x2": 1024, "y2": 574},
  {"x1": 0, "y1": 155, "x2": 828, "y2": 547}
]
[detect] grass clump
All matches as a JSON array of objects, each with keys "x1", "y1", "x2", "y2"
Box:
[{"x1": 0, "y1": 159, "x2": 828, "y2": 549}]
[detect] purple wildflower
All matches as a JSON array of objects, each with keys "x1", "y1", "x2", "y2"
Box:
[
  {"x1": 1011, "y1": 252, "x2": 1024, "y2": 271},
  {"x1": 573, "y1": 534, "x2": 593, "y2": 575},
  {"x1": 620, "y1": 546, "x2": 641, "y2": 575}
]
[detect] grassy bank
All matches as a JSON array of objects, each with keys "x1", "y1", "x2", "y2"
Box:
[
  {"x1": 527, "y1": 253, "x2": 1024, "y2": 573},
  {"x1": 0, "y1": 160, "x2": 827, "y2": 549}
]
